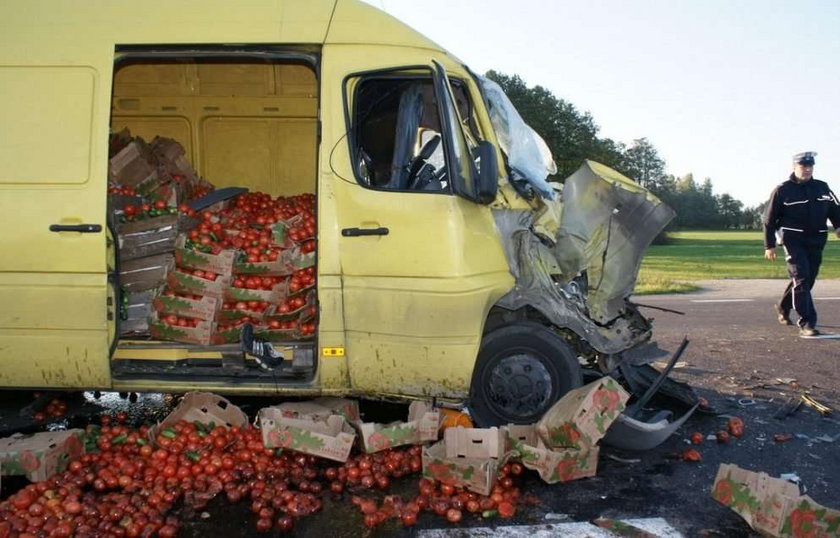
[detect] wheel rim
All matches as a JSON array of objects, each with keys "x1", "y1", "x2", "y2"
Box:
[{"x1": 485, "y1": 352, "x2": 553, "y2": 421}]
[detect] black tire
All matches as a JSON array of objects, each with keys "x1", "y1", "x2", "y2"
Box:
[{"x1": 468, "y1": 321, "x2": 583, "y2": 427}]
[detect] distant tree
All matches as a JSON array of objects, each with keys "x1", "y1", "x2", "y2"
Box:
[
  {"x1": 716, "y1": 193, "x2": 744, "y2": 229},
  {"x1": 621, "y1": 138, "x2": 666, "y2": 189},
  {"x1": 484, "y1": 69, "x2": 756, "y2": 231},
  {"x1": 485, "y1": 70, "x2": 623, "y2": 179}
]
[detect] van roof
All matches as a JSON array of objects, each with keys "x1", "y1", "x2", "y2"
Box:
[{"x1": 0, "y1": 0, "x2": 445, "y2": 53}]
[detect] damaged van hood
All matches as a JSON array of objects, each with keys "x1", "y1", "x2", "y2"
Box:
[{"x1": 494, "y1": 160, "x2": 675, "y2": 354}]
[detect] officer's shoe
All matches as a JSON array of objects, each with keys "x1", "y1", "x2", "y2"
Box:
[
  {"x1": 774, "y1": 304, "x2": 792, "y2": 326},
  {"x1": 240, "y1": 323, "x2": 285, "y2": 370},
  {"x1": 799, "y1": 326, "x2": 820, "y2": 337}
]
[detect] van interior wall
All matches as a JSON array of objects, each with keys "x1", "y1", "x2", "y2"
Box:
[{"x1": 111, "y1": 60, "x2": 318, "y2": 197}]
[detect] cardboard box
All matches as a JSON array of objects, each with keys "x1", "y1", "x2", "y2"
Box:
[
  {"x1": 354, "y1": 401, "x2": 440, "y2": 453},
  {"x1": 217, "y1": 305, "x2": 272, "y2": 322},
  {"x1": 224, "y1": 282, "x2": 286, "y2": 305},
  {"x1": 711, "y1": 463, "x2": 840, "y2": 538},
  {"x1": 108, "y1": 140, "x2": 157, "y2": 187},
  {"x1": 167, "y1": 269, "x2": 231, "y2": 299},
  {"x1": 153, "y1": 293, "x2": 219, "y2": 321},
  {"x1": 536, "y1": 376, "x2": 629, "y2": 450},
  {"x1": 124, "y1": 288, "x2": 157, "y2": 320},
  {"x1": 285, "y1": 247, "x2": 316, "y2": 270},
  {"x1": 210, "y1": 324, "x2": 245, "y2": 345},
  {"x1": 504, "y1": 424, "x2": 599, "y2": 484},
  {"x1": 258, "y1": 409, "x2": 356, "y2": 462},
  {"x1": 118, "y1": 214, "x2": 179, "y2": 261},
  {"x1": 0, "y1": 430, "x2": 85, "y2": 482},
  {"x1": 149, "y1": 313, "x2": 213, "y2": 345},
  {"x1": 233, "y1": 258, "x2": 294, "y2": 277},
  {"x1": 252, "y1": 326, "x2": 300, "y2": 342},
  {"x1": 150, "y1": 393, "x2": 249, "y2": 445},
  {"x1": 120, "y1": 253, "x2": 175, "y2": 293},
  {"x1": 268, "y1": 398, "x2": 360, "y2": 422},
  {"x1": 175, "y1": 236, "x2": 236, "y2": 276},
  {"x1": 422, "y1": 427, "x2": 510, "y2": 496}
]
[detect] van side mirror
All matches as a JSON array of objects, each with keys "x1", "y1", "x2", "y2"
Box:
[{"x1": 474, "y1": 140, "x2": 498, "y2": 204}]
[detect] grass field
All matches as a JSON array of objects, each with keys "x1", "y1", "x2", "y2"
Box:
[{"x1": 635, "y1": 230, "x2": 840, "y2": 294}]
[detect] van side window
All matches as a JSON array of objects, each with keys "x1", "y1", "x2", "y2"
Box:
[{"x1": 350, "y1": 74, "x2": 476, "y2": 193}]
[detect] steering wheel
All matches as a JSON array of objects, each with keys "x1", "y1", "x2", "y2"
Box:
[{"x1": 406, "y1": 135, "x2": 441, "y2": 189}]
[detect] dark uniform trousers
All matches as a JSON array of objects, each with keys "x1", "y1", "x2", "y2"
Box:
[{"x1": 779, "y1": 241, "x2": 823, "y2": 328}]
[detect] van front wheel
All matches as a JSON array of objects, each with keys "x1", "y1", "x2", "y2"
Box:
[{"x1": 468, "y1": 322, "x2": 582, "y2": 427}]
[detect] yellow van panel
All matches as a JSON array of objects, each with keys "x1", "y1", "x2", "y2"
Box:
[
  {"x1": 1, "y1": 1, "x2": 337, "y2": 46},
  {"x1": 0, "y1": 67, "x2": 95, "y2": 184},
  {"x1": 0, "y1": 330, "x2": 110, "y2": 389}
]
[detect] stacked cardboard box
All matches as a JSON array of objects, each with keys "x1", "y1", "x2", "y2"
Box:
[
  {"x1": 109, "y1": 131, "x2": 211, "y2": 337},
  {"x1": 422, "y1": 377, "x2": 629, "y2": 494}
]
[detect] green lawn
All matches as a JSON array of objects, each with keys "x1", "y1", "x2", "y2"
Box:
[{"x1": 635, "y1": 230, "x2": 840, "y2": 294}]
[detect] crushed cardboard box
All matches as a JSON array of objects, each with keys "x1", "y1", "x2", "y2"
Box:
[
  {"x1": 258, "y1": 408, "x2": 356, "y2": 462},
  {"x1": 354, "y1": 401, "x2": 440, "y2": 453},
  {"x1": 149, "y1": 392, "x2": 248, "y2": 445},
  {"x1": 504, "y1": 424, "x2": 599, "y2": 484},
  {"x1": 422, "y1": 427, "x2": 512, "y2": 496},
  {"x1": 0, "y1": 429, "x2": 85, "y2": 482},
  {"x1": 712, "y1": 463, "x2": 840, "y2": 538},
  {"x1": 536, "y1": 376, "x2": 629, "y2": 450}
]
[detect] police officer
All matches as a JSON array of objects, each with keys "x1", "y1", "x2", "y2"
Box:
[{"x1": 763, "y1": 152, "x2": 840, "y2": 337}]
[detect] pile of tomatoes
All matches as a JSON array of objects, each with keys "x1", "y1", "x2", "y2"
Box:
[{"x1": 0, "y1": 415, "x2": 531, "y2": 536}]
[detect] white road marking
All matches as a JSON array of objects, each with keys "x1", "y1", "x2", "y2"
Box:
[
  {"x1": 690, "y1": 299, "x2": 753, "y2": 303},
  {"x1": 417, "y1": 517, "x2": 684, "y2": 538},
  {"x1": 815, "y1": 297, "x2": 840, "y2": 300}
]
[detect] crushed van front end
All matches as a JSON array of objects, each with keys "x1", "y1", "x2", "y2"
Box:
[{"x1": 493, "y1": 160, "x2": 675, "y2": 356}]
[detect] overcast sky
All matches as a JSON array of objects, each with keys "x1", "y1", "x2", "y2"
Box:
[{"x1": 364, "y1": 0, "x2": 840, "y2": 207}]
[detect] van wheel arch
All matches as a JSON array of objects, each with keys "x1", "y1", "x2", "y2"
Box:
[{"x1": 468, "y1": 320, "x2": 583, "y2": 427}]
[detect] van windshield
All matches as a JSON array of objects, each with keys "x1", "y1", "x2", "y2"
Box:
[{"x1": 476, "y1": 75, "x2": 557, "y2": 199}]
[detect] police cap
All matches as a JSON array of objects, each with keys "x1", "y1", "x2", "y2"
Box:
[{"x1": 793, "y1": 151, "x2": 817, "y2": 165}]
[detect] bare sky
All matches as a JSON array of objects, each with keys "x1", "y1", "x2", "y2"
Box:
[{"x1": 365, "y1": 0, "x2": 840, "y2": 207}]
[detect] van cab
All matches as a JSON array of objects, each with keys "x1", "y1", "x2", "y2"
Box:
[{"x1": 0, "y1": 0, "x2": 673, "y2": 426}]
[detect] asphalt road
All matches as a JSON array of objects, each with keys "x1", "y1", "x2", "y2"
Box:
[{"x1": 2, "y1": 279, "x2": 839, "y2": 537}]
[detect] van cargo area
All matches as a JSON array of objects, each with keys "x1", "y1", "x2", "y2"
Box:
[{"x1": 108, "y1": 50, "x2": 320, "y2": 387}]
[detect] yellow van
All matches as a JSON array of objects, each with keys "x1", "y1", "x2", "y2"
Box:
[{"x1": 0, "y1": 0, "x2": 672, "y2": 426}]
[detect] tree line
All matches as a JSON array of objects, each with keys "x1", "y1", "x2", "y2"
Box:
[{"x1": 486, "y1": 71, "x2": 766, "y2": 230}]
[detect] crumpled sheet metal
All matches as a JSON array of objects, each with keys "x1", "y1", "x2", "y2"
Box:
[
  {"x1": 554, "y1": 161, "x2": 675, "y2": 323},
  {"x1": 491, "y1": 161, "x2": 674, "y2": 354},
  {"x1": 493, "y1": 208, "x2": 649, "y2": 354}
]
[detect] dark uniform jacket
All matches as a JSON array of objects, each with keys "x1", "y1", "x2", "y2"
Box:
[{"x1": 763, "y1": 174, "x2": 840, "y2": 249}]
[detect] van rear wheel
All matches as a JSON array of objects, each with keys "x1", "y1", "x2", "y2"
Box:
[{"x1": 468, "y1": 322, "x2": 582, "y2": 427}]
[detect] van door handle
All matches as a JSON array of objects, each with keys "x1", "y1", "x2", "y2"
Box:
[
  {"x1": 341, "y1": 227, "x2": 389, "y2": 237},
  {"x1": 49, "y1": 224, "x2": 103, "y2": 233}
]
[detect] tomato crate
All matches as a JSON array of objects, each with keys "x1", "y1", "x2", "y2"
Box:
[
  {"x1": 153, "y1": 292, "x2": 219, "y2": 321},
  {"x1": 353, "y1": 401, "x2": 440, "y2": 454},
  {"x1": 149, "y1": 312, "x2": 213, "y2": 345},
  {"x1": 224, "y1": 281, "x2": 287, "y2": 305},
  {"x1": 167, "y1": 268, "x2": 231, "y2": 299},
  {"x1": 174, "y1": 235, "x2": 236, "y2": 275},
  {"x1": 117, "y1": 214, "x2": 179, "y2": 261}
]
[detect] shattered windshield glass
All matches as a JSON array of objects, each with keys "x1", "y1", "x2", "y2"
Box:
[{"x1": 477, "y1": 75, "x2": 557, "y2": 199}]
